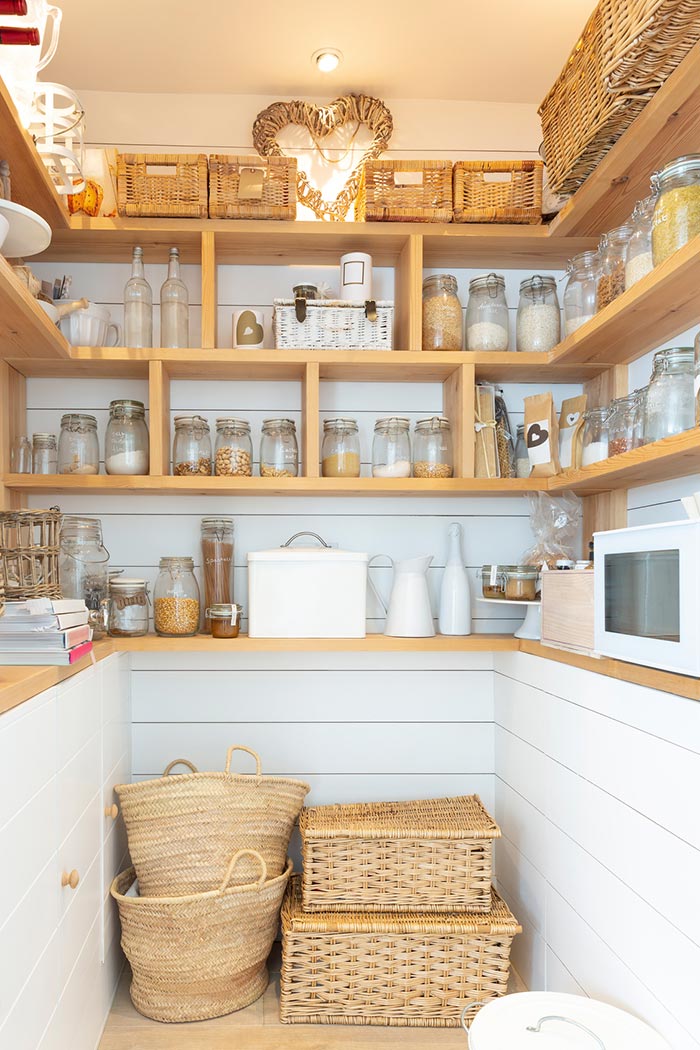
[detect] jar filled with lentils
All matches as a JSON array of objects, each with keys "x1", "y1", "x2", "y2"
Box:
[
  {"x1": 597, "y1": 224, "x2": 632, "y2": 309},
  {"x1": 652, "y1": 154, "x2": 700, "y2": 265},
  {"x1": 214, "y1": 418, "x2": 252, "y2": 476},
  {"x1": 413, "y1": 416, "x2": 453, "y2": 478},
  {"x1": 154, "y1": 556, "x2": 200, "y2": 636},
  {"x1": 607, "y1": 393, "x2": 639, "y2": 455},
  {"x1": 172, "y1": 415, "x2": 212, "y2": 476},
  {"x1": 260, "y1": 418, "x2": 298, "y2": 477},
  {"x1": 422, "y1": 274, "x2": 463, "y2": 350}
]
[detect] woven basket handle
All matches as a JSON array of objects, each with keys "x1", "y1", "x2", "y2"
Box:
[
  {"x1": 219, "y1": 848, "x2": 267, "y2": 893},
  {"x1": 162, "y1": 758, "x2": 199, "y2": 776},
  {"x1": 225, "y1": 744, "x2": 262, "y2": 775}
]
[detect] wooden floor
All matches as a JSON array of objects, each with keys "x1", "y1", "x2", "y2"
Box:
[{"x1": 98, "y1": 946, "x2": 479, "y2": 1049}]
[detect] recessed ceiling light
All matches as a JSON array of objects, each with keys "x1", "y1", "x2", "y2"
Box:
[{"x1": 312, "y1": 48, "x2": 342, "y2": 73}]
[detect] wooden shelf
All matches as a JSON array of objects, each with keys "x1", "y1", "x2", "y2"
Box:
[
  {"x1": 112, "y1": 633, "x2": 519, "y2": 653},
  {"x1": 0, "y1": 256, "x2": 71, "y2": 360},
  {"x1": 551, "y1": 429, "x2": 700, "y2": 495}
]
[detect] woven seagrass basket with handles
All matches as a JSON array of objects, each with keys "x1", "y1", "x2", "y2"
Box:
[
  {"x1": 112, "y1": 849, "x2": 292, "y2": 1023},
  {"x1": 114, "y1": 744, "x2": 309, "y2": 897}
]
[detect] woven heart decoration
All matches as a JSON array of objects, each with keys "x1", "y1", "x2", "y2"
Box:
[{"x1": 252, "y1": 94, "x2": 393, "y2": 222}]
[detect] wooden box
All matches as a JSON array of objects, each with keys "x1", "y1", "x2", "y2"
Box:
[{"x1": 541, "y1": 569, "x2": 595, "y2": 655}]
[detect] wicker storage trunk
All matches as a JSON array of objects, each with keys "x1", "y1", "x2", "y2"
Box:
[
  {"x1": 357, "y1": 160, "x2": 453, "y2": 222},
  {"x1": 280, "y1": 877, "x2": 520, "y2": 1027},
  {"x1": 453, "y1": 161, "x2": 543, "y2": 224},
  {"x1": 600, "y1": 0, "x2": 700, "y2": 91},
  {"x1": 117, "y1": 153, "x2": 208, "y2": 217},
  {"x1": 208, "y1": 155, "x2": 297, "y2": 219},
  {"x1": 299, "y1": 795, "x2": 500, "y2": 913},
  {"x1": 273, "y1": 299, "x2": 393, "y2": 350}
]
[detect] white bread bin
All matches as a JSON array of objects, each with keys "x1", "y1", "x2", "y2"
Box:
[{"x1": 248, "y1": 532, "x2": 369, "y2": 638}]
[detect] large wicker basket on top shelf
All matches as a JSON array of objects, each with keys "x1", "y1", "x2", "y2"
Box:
[
  {"x1": 299, "y1": 795, "x2": 500, "y2": 913},
  {"x1": 453, "y1": 161, "x2": 543, "y2": 224},
  {"x1": 356, "y1": 160, "x2": 453, "y2": 222},
  {"x1": 0, "y1": 509, "x2": 61, "y2": 600},
  {"x1": 117, "y1": 153, "x2": 208, "y2": 218},
  {"x1": 280, "y1": 876, "x2": 520, "y2": 1027},
  {"x1": 600, "y1": 0, "x2": 700, "y2": 92},
  {"x1": 208, "y1": 155, "x2": 297, "y2": 219}
]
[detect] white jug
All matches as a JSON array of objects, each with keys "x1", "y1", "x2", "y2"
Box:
[
  {"x1": 0, "y1": 1, "x2": 62, "y2": 127},
  {"x1": 368, "y1": 554, "x2": 435, "y2": 637}
]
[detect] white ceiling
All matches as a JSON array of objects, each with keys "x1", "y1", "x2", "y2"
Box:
[{"x1": 46, "y1": 0, "x2": 597, "y2": 104}]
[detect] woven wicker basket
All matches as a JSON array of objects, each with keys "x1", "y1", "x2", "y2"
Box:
[
  {"x1": 280, "y1": 877, "x2": 520, "y2": 1027},
  {"x1": 453, "y1": 161, "x2": 543, "y2": 225},
  {"x1": 273, "y1": 299, "x2": 393, "y2": 350},
  {"x1": 357, "y1": 160, "x2": 453, "y2": 222},
  {"x1": 117, "y1": 153, "x2": 208, "y2": 217},
  {"x1": 600, "y1": 0, "x2": 700, "y2": 91},
  {"x1": 0, "y1": 509, "x2": 61, "y2": 600},
  {"x1": 115, "y1": 745, "x2": 309, "y2": 896},
  {"x1": 538, "y1": 6, "x2": 655, "y2": 195},
  {"x1": 112, "y1": 850, "x2": 291, "y2": 1023},
  {"x1": 300, "y1": 795, "x2": 500, "y2": 913},
  {"x1": 209, "y1": 155, "x2": 297, "y2": 219}
]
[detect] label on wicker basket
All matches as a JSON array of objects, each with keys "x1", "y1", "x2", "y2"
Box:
[
  {"x1": 394, "y1": 170, "x2": 424, "y2": 185},
  {"x1": 238, "y1": 168, "x2": 266, "y2": 200}
]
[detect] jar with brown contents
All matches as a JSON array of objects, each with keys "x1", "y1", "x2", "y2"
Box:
[
  {"x1": 201, "y1": 517, "x2": 234, "y2": 633},
  {"x1": 154, "y1": 556, "x2": 200, "y2": 636},
  {"x1": 214, "y1": 418, "x2": 252, "y2": 477},
  {"x1": 172, "y1": 415, "x2": 212, "y2": 476},
  {"x1": 322, "y1": 418, "x2": 361, "y2": 478},
  {"x1": 412, "y1": 416, "x2": 453, "y2": 478},
  {"x1": 260, "y1": 418, "x2": 298, "y2": 478},
  {"x1": 480, "y1": 565, "x2": 516, "y2": 600},
  {"x1": 597, "y1": 224, "x2": 632, "y2": 310},
  {"x1": 206, "y1": 603, "x2": 242, "y2": 638},
  {"x1": 422, "y1": 274, "x2": 462, "y2": 350},
  {"x1": 504, "y1": 566, "x2": 539, "y2": 601}
]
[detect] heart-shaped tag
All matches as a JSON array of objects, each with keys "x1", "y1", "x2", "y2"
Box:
[
  {"x1": 253, "y1": 94, "x2": 393, "y2": 222},
  {"x1": 527, "y1": 423, "x2": 549, "y2": 449}
]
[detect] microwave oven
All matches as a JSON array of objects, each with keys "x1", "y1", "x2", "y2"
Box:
[{"x1": 594, "y1": 519, "x2": 700, "y2": 677}]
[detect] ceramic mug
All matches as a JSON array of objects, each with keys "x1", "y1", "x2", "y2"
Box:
[
  {"x1": 340, "y1": 252, "x2": 373, "y2": 303},
  {"x1": 233, "y1": 309, "x2": 265, "y2": 349}
]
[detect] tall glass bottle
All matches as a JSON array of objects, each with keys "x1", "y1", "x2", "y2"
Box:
[
  {"x1": 160, "y1": 247, "x2": 189, "y2": 348},
  {"x1": 124, "y1": 246, "x2": 153, "y2": 348}
]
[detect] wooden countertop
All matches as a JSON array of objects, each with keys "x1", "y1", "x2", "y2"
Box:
[{"x1": 0, "y1": 635, "x2": 697, "y2": 718}]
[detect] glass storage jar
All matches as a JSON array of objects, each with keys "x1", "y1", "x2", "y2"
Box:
[
  {"x1": 597, "y1": 224, "x2": 632, "y2": 309},
  {"x1": 581, "y1": 406, "x2": 610, "y2": 466},
  {"x1": 563, "y1": 250, "x2": 600, "y2": 336},
  {"x1": 172, "y1": 415, "x2": 212, "y2": 476},
  {"x1": 504, "y1": 566, "x2": 539, "y2": 601},
  {"x1": 465, "y1": 273, "x2": 509, "y2": 351},
  {"x1": 59, "y1": 515, "x2": 110, "y2": 637},
  {"x1": 652, "y1": 154, "x2": 700, "y2": 265},
  {"x1": 625, "y1": 196, "x2": 655, "y2": 289},
  {"x1": 422, "y1": 274, "x2": 463, "y2": 350},
  {"x1": 413, "y1": 416, "x2": 453, "y2": 478},
  {"x1": 32, "y1": 432, "x2": 57, "y2": 474},
  {"x1": 205, "y1": 603, "x2": 242, "y2": 639},
  {"x1": 607, "y1": 393, "x2": 639, "y2": 455},
  {"x1": 321, "y1": 418, "x2": 361, "y2": 478},
  {"x1": 516, "y1": 275, "x2": 561, "y2": 352},
  {"x1": 633, "y1": 386, "x2": 648, "y2": 447},
  {"x1": 107, "y1": 577, "x2": 149, "y2": 637},
  {"x1": 201, "y1": 517, "x2": 234, "y2": 629},
  {"x1": 514, "y1": 425, "x2": 530, "y2": 478},
  {"x1": 214, "y1": 418, "x2": 252, "y2": 477},
  {"x1": 105, "y1": 399, "x2": 149, "y2": 475},
  {"x1": 58, "y1": 414, "x2": 99, "y2": 476},
  {"x1": 154, "y1": 556, "x2": 200, "y2": 636},
  {"x1": 372, "y1": 416, "x2": 411, "y2": 478},
  {"x1": 480, "y1": 564, "x2": 516, "y2": 600},
  {"x1": 643, "y1": 346, "x2": 696, "y2": 444},
  {"x1": 260, "y1": 418, "x2": 298, "y2": 478}
]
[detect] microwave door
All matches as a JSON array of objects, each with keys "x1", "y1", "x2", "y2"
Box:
[{"x1": 604, "y1": 549, "x2": 680, "y2": 641}]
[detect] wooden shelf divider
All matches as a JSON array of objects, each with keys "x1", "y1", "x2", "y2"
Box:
[
  {"x1": 148, "y1": 360, "x2": 171, "y2": 475},
  {"x1": 302, "y1": 362, "x2": 320, "y2": 478},
  {"x1": 201, "y1": 230, "x2": 217, "y2": 349}
]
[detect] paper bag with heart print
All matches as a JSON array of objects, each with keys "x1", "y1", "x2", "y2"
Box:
[
  {"x1": 558, "y1": 394, "x2": 587, "y2": 470},
  {"x1": 524, "y1": 392, "x2": 560, "y2": 477}
]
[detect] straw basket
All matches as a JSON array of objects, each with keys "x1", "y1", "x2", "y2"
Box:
[
  {"x1": 115, "y1": 745, "x2": 309, "y2": 896},
  {"x1": 453, "y1": 161, "x2": 543, "y2": 225},
  {"x1": 357, "y1": 160, "x2": 453, "y2": 222},
  {"x1": 117, "y1": 153, "x2": 208, "y2": 217},
  {"x1": 600, "y1": 0, "x2": 700, "y2": 92},
  {"x1": 208, "y1": 155, "x2": 297, "y2": 219},
  {"x1": 300, "y1": 795, "x2": 500, "y2": 913},
  {"x1": 112, "y1": 850, "x2": 291, "y2": 1023},
  {"x1": 280, "y1": 877, "x2": 520, "y2": 1027},
  {"x1": 0, "y1": 508, "x2": 61, "y2": 600}
]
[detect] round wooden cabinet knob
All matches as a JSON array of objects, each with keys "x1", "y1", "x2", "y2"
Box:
[
  {"x1": 104, "y1": 804, "x2": 119, "y2": 820},
  {"x1": 61, "y1": 869, "x2": 80, "y2": 890}
]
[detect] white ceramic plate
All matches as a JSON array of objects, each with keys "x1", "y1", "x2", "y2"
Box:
[{"x1": 0, "y1": 199, "x2": 52, "y2": 258}]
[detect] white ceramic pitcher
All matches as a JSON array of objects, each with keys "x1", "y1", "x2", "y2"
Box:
[
  {"x1": 368, "y1": 554, "x2": 435, "y2": 637},
  {"x1": 0, "y1": 1, "x2": 62, "y2": 127}
]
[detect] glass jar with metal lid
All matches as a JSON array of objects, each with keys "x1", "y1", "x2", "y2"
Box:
[
  {"x1": 59, "y1": 515, "x2": 110, "y2": 637},
  {"x1": 422, "y1": 274, "x2": 463, "y2": 350},
  {"x1": 260, "y1": 418, "x2": 298, "y2": 478},
  {"x1": 465, "y1": 273, "x2": 509, "y2": 351},
  {"x1": 32, "y1": 432, "x2": 57, "y2": 474},
  {"x1": 514, "y1": 425, "x2": 529, "y2": 478},
  {"x1": 480, "y1": 564, "x2": 517, "y2": 600},
  {"x1": 172, "y1": 415, "x2": 212, "y2": 476},
  {"x1": 58, "y1": 413, "x2": 99, "y2": 475},
  {"x1": 154, "y1": 556, "x2": 200, "y2": 636},
  {"x1": 633, "y1": 386, "x2": 648, "y2": 447},
  {"x1": 201, "y1": 517, "x2": 234, "y2": 626},
  {"x1": 643, "y1": 346, "x2": 696, "y2": 444},
  {"x1": 652, "y1": 154, "x2": 700, "y2": 264},
  {"x1": 563, "y1": 250, "x2": 600, "y2": 336},
  {"x1": 107, "y1": 577, "x2": 150, "y2": 637},
  {"x1": 581, "y1": 406, "x2": 610, "y2": 466},
  {"x1": 205, "y1": 603, "x2": 242, "y2": 639},
  {"x1": 504, "y1": 565, "x2": 540, "y2": 602},
  {"x1": 607, "y1": 393, "x2": 639, "y2": 456},
  {"x1": 105, "y1": 399, "x2": 149, "y2": 475},
  {"x1": 321, "y1": 418, "x2": 360, "y2": 478},
  {"x1": 214, "y1": 418, "x2": 252, "y2": 477},
  {"x1": 597, "y1": 224, "x2": 632, "y2": 309},
  {"x1": 372, "y1": 416, "x2": 411, "y2": 478},
  {"x1": 516, "y1": 275, "x2": 560, "y2": 353},
  {"x1": 625, "y1": 195, "x2": 655, "y2": 289},
  {"x1": 413, "y1": 416, "x2": 453, "y2": 478}
]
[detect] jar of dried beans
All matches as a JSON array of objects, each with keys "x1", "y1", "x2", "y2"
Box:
[
  {"x1": 652, "y1": 154, "x2": 700, "y2": 265},
  {"x1": 465, "y1": 273, "x2": 509, "y2": 351},
  {"x1": 413, "y1": 416, "x2": 453, "y2": 478},
  {"x1": 607, "y1": 393, "x2": 638, "y2": 456},
  {"x1": 597, "y1": 224, "x2": 632, "y2": 309},
  {"x1": 172, "y1": 415, "x2": 212, "y2": 476},
  {"x1": 422, "y1": 274, "x2": 462, "y2": 350},
  {"x1": 260, "y1": 418, "x2": 298, "y2": 478},
  {"x1": 214, "y1": 418, "x2": 252, "y2": 477},
  {"x1": 154, "y1": 556, "x2": 200, "y2": 636}
]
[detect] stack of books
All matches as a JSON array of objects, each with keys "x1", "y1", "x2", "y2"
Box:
[{"x1": 0, "y1": 598, "x2": 93, "y2": 665}]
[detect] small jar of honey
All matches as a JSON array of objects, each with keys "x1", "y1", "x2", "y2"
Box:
[{"x1": 206, "y1": 603, "x2": 242, "y2": 638}]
